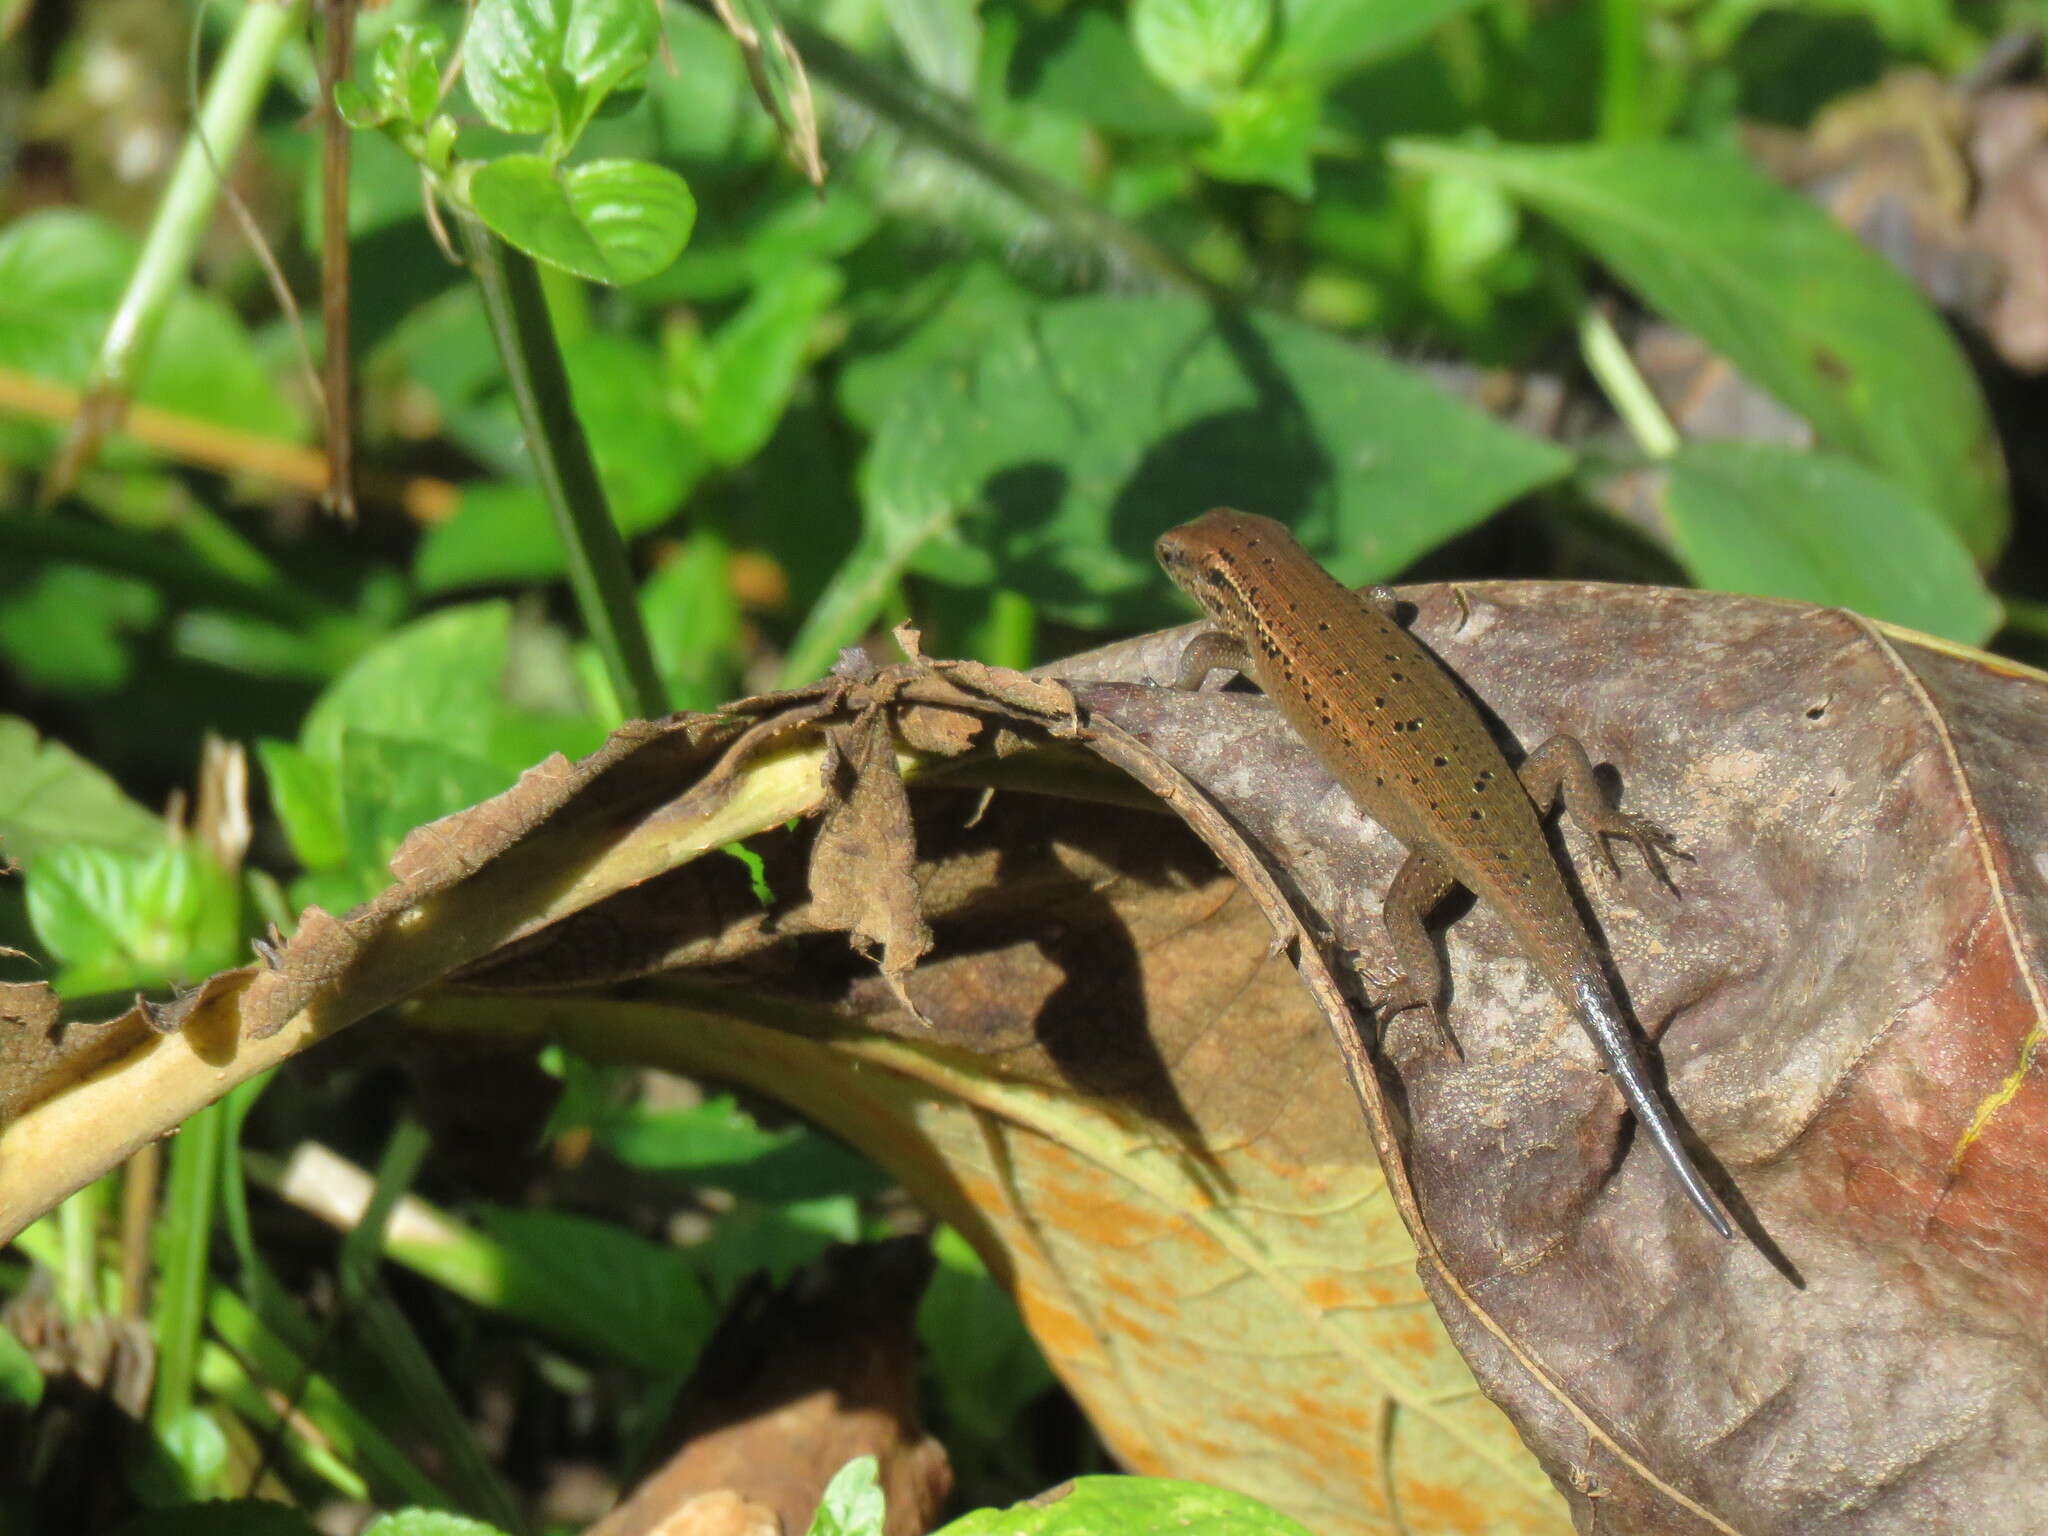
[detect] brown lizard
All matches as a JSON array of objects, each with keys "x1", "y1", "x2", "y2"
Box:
[{"x1": 1156, "y1": 508, "x2": 1732, "y2": 1237}]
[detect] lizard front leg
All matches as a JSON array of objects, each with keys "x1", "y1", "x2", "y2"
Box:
[{"x1": 1166, "y1": 628, "x2": 1251, "y2": 691}]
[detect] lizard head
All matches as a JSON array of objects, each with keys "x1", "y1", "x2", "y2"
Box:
[{"x1": 1155, "y1": 507, "x2": 1298, "y2": 623}]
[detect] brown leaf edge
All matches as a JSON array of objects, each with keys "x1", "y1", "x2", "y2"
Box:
[{"x1": 0, "y1": 643, "x2": 1079, "y2": 1244}]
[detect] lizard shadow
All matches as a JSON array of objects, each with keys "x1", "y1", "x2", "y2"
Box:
[{"x1": 902, "y1": 791, "x2": 1238, "y2": 1203}]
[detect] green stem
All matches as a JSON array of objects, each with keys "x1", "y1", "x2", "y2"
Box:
[
  {"x1": 1598, "y1": 0, "x2": 1646, "y2": 142},
  {"x1": 339, "y1": 1119, "x2": 528, "y2": 1534},
  {"x1": 1578, "y1": 300, "x2": 1679, "y2": 460},
  {"x1": 150, "y1": 1100, "x2": 227, "y2": 1436},
  {"x1": 89, "y1": 0, "x2": 306, "y2": 402},
  {"x1": 56, "y1": 1176, "x2": 105, "y2": 1324},
  {"x1": 456, "y1": 213, "x2": 668, "y2": 722}
]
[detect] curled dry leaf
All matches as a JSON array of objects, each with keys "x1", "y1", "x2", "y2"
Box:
[{"x1": 5, "y1": 588, "x2": 2046, "y2": 1534}]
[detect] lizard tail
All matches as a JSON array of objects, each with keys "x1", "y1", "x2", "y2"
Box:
[{"x1": 1568, "y1": 974, "x2": 1734, "y2": 1239}]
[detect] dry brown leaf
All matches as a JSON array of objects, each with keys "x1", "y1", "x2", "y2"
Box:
[
  {"x1": 591, "y1": 1239, "x2": 948, "y2": 1536},
  {"x1": 6, "y1": 592, "x2": 2047, "y2": 1534}
]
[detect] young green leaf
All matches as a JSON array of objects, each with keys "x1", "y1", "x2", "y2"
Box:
[
  {"x1": 1390, "y1": 138, "x2": 2008, "y2": 561},
  {"x1": 464, "y1": 0, "x2": 661, "y2": 149},
  {"x1": 26, "y1": 842, "x2": 242, "y2": 997},
  {"x1": 1658, "y1": 441, "x2": 2000, "y2": 643},
  {"x1": 465, "y1": 155, "x2": 695, "y2": 285},
  {"x1": 370, "y1": 22, "x2": 449, "y2": 128},
  {"x1": 1197, "y1": 81, "x2": 1318, "y2": 195},
  {"x1": 805, "y1": 1456, "x2": 886, "y2": 1536},
  {"x1": 1132, "y1": 0, "x2": 1273, "y2": 104}
]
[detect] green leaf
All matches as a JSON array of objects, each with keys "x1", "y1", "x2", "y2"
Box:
[
  {"x1": 336, "y1": 731, "x2": 517, "y2": 889},
  {"x1": 866, "y1": 294, "x2": 1570, "y2": 628},
  {"x1": 332, "y1": 79, "x2": 385, "y2": 130},
  {"x1": 1390, "y1": 138, "x2": 2007, "y2": 561},
  {"x1": 416, "y1": 332, "x2": 702, "y2": 591},
  {"x1": 837, "y1": 262, "x2": 1038, "y2": 433},
  {"x1": 884, "y1": 0, "x2": 982, "y2": 92},
  {"x1": 917, "y1": 1226, "x2": 1054, "y2": 1468},
  {"x1": 0, "y1": 716, "x2": 162, "y2": 865},
  {"x1": 805, "y1": 1457, "x2": 885, "y2": 1536},
  {"x1": 1006, "y1": 9, "x2": 1208, "y2": 135},
  {"x1": 935, "y1": 1476, "x2": 1317, "y2": 1535},
  {"x1": 789, "y1": 289, "x2": 1572, "y2": 679},
  {"x1": 696, "y1": 1196, "x2": 862, "y2": 1297},
  {"x1": 256, "y1": 740, "x2": 347, "y2": 871},
  {"x1": 640, "y1": 535, "x2": 742, "y2": 712},
  {"x1": 385, "y1": 1206, "x2": 717, "y2": 1371},
  {"x1": 0, "y1": 563, "x2": 162, "y2": 695},
  {"x1": 25, "y1": 842, "x2": 242, "y2": 997},
  {"x1": 300, "y1": 603, "x2": 597, "y2": 777},
  {"x1": 147, "y1": 1407, "x2": 231, "y2": 1502},
  {"x1": 370, "y1": 22, "x2": 448, "y2": 127},
  {"x1": 464, "y1": 0, "x2": 661, "y2": 146},
  {"x1": 465, "y1": 155, "x2": 695, "y2": 285},
  {"x1": 0, "y1": 210, "x2": 301, "y2": 463},
  {"x1": 112, "y1": 1499, "x2": 323, "y2": 1536},
  {"x1": 595, "y1": 1093, "x2": 892, "y2": 1200},
  {"x1": 698, "y1": 261, "x2": 843, "y2": 466},
  {"x1": 1197, "y1": 82, "x2": 1318, "y2": 196},
  {"x1": 1131, "y1": 0, "x2": 1272, "y2": 103},
  {"x1": 302, "y1": 605, "x2": 513, "y2": 762},
  {"x1": 361, "y1": 1514, "x2": 513, "y2": 1536},
  {"x1": 1263, "y1": 0, "x2": 1488, "y2": 83},
  {"x1": 1659, "y1": 441, "x2": 2000, "y2": 643}
]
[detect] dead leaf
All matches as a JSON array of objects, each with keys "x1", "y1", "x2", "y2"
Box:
[
  {"x1": 591, "y1": 1239, "x2": 949, "y2": 1536},
  {"x1": 7, "y1": 594, "x2": 2048, "y2": 1533}
]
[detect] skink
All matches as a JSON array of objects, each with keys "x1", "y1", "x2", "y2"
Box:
[{"x1": 1156, "y1": 508, "x2": 1732, "y2": 1238}]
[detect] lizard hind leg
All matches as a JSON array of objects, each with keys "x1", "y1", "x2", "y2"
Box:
[
  {"x1": 1361, "y1": 849, "x2": 1464, "y2": 1059},
  {"x1": 1518, "y1": 733, "x2": 1686, "y2": 885}
]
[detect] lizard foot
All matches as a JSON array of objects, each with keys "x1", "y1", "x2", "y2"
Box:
[
  {"x1": 1355, "y1": 958, "x2": 1463, "y2": 1060},
  {"x1": 1581, "y1": 808, "x2": 1691, "y2": 889}
]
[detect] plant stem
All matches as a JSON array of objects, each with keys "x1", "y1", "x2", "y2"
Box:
[
  {"x1": 1598, "y1": 0, "x2": 1647, "y2": 142},
  {"x1": 1578, "y1": 300, "x2": 1679, "y2": 460},
  {"x1": 150, "y1": 1099, "x2": 227, "y2": 1436},
  {"x1": 457, "y1": 213, "x2": 668, "y2": 722},
  {"x1": 48, "y1": 0, "x2": 305, "y2": 499}
]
